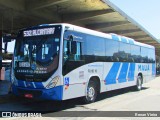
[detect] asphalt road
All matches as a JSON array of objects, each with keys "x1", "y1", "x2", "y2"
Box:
[{"x1": 0, "y1": 76, "x2": 160, "y2": 120}]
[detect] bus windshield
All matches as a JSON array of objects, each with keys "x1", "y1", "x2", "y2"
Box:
[{"x1": 14, "y1": 26, "x2": 61, "y2": 82}]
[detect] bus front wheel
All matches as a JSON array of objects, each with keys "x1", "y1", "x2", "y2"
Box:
[{"x1": 83, "y1": 81, "x2": 97, "y2": 104}]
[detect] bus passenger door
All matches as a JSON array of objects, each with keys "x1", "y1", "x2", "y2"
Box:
[{"x1": 63, "y1": 34, "x2": 85, "y2": 100}]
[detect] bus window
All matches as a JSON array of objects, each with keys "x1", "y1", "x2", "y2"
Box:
[
  {"x1": 84, "y1": 35, "x2": 105, "y2": 62},
  {"x1": 141, "y1": 47, "x2": 148, "y2": 63},
  {"x1": 106, "y1": 40, "x2": 119, "y2": 62},
  {"x1": 63, "y1": 31, "x2": 84, "y2": 75},
  {"x1": 75, "y1": 42, "x2": 81, "y2": 61},
  {"x1": 63, "y1": 40, "x2": 82, "y2": 61},
  {"x1": 148, "y1": 49, "x2": 155, "y2": 63},
  {"x1": 131, "y1": 45, "x2": 140, "y2": 63},
  {"x1": 119, "y1": 42, "x2": 131, "y2": 62},
  {"x1": 67, "y1": 42, "x2": 82, "y2": 61}
]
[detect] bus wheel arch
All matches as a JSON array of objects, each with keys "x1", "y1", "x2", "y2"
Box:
[
  {"x1": 89, "y1": 76, "x2": 101, "y2": 93},
  {"x1": 138, "y1": 73, "x2": 143, "y2": 84},
  {"x1": 83, "y1": 76, "x2": 100, "y2": 104}
]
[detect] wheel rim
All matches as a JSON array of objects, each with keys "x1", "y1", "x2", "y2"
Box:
[
  {"x1": 87, "y1": 87, "x2": 95, "y2": 101},
  {"x1": 137, "y1": 77, "x2": 142, "y2": 90}
]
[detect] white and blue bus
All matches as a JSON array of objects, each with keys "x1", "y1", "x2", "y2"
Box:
[{"x1": 11, "y1": 23, "x2": 156, "y2": 103}]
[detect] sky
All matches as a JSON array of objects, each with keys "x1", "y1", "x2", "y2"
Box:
[
  {"x1": 4, "y1": 0, "x2": 160, "y2": 53},
  {"x1": 109, "y1": 0, "x2": 160, "y2": 39}
]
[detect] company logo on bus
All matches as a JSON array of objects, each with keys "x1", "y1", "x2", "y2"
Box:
[{"x1": 138, "y1": 65, "x2": 150, "y2": 71}]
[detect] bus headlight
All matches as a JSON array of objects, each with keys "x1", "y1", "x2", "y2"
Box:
[{"x1": 46, "y1": 76, "x2": 60, "y2": 89}]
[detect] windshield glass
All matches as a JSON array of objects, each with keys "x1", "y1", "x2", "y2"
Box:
[{"x1": 14, "y1": 26, "x2": 61, "y2": 82}]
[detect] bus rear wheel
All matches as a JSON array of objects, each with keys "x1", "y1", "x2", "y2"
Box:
[
  {"x1": 83, "y1": 81, "x2": 97, "y2": 104},
  {"x1": 134, "y1": 75, "x2": 143, "y2": 91}
]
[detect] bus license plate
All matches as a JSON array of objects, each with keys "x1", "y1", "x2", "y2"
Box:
[{"x1": 19, "y1": 62, "x2": 30, "y2": 67}]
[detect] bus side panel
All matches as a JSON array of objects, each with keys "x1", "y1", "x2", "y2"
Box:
[
  {"x1": 102, "y1": 62, "x2": 136, "y2": 92},
  {"x1": 101, "y1": 62, "x2": 113, "y2": 92},
  {"x1": 61, "y1": 62, "x2": 155, "y2": 100},
  {"x1": 105, "y1": 62, "x2": 120, "y2": 84},
  {"x1": 152, "y1": 63, "x2": 156, "y2": 76},
  {"x1": 118, "y1": 63, "x2": 129, "y2": 83},
  {"x1": 62, "y1": 62, "x2": 103, "y2": 100},
  {"x1": 62, "y1": 65, "x2": 88, "y2": 100},
  {"x1": 135, "y1": 63, "x2": 155, "y2": 83},
  {"x1": 128, "y1": 63, "x2": 135, "y2": 81}
]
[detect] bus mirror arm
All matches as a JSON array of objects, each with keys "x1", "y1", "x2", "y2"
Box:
[
  {"x1": 4, "y1": 42, "x2": 8, "y2": 53},
  {"x1": 71, "y1": 41, "x2": 77, "y2": 54},
  {"x1": 68, "y1": 35, "x2": 77, "y2": 55}
]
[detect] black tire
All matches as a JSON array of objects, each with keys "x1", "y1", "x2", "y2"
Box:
[
  {"x1": 134, "y1": 75, "x2": 143, "y2": 91},
  {"x1": 83, "y1": 81, "x2": 97, "y2": 104}
]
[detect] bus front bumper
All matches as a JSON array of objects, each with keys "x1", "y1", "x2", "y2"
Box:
[{"x1": 11, "y1": 85, "x2": 63, "y2": 100}]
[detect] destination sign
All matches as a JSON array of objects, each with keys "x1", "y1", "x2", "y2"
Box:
[{"x1": 23, "y1": 27, "x2": 55, "y2": 37}]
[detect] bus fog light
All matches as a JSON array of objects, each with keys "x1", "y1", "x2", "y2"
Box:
[{"x1": 46, "y1": 76, "x2": 60, "y2": 89}]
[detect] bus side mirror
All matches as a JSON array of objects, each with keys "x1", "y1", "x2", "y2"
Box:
[
  {"x1": 68, "y1": 35, "x2": 77, "y2": 54},
  {"x1": 71, "y1": 41, "x2": 77, "y2": 54}
]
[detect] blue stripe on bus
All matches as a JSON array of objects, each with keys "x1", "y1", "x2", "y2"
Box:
[
  {"x1": 121, "y1": 37, "x2": 127, "y2": 43},
  {"x1": 128, "y1": 38, "x2": 134, "y2": 44},
  {"x1": 112, "y1": 34, "x2": 135, "y2": 44},
  {"x1": 128, "y1": 63, "x2": 135, "y2": 81},
  {"x1": 118, "y1": 63, "x2": 129, "y2": 83},
  {"x1": 112, "y1": 34, "x2": 119, "y2": 41},
  {"x1": 105, "y1": 62, "x2": 121, "y2": 85},
  {"x1": 34, "y1": 82, "x2": 44, "y2": 88},
  {"x1": 25, "y1": 81, "x2": 35, "y2": 88},
  {"x1": 152, "y1": 63, "x2": 156, "y2": 75},
  {"x1": 17, "y1": 80, "x2": 44, "y2": 88}
]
